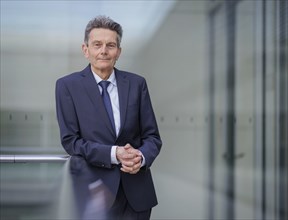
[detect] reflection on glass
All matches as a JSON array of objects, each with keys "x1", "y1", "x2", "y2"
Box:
[
  {"x1": 0, "y1": 162, "x2": 64, "y2": 220},
  {"x1": 64, "y1": 156, "x2": 114, "y2": 220},
  {"x1": 0, "y1": 158, "x2": 113, "y2": 220}
]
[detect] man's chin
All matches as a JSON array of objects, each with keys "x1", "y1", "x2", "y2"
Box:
[{"x1": 93, "y1": 65, "x2": 114, "y2": 73}]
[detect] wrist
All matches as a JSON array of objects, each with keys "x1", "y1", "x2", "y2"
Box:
[
  {"x1": 116, "y1": 146, "x2": 119, "y2": 161},
  {"x1": 111, "y1": 145, "x2": 120, "y2": 164}
]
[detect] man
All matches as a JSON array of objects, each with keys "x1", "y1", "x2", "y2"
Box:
[{"x1": 55, "y1": 15, "x2": 162, "y2": 220}]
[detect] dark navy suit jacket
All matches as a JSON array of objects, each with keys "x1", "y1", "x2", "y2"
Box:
[{"x1": 55, "y1": 64, "x2": 162, "y2": 212}]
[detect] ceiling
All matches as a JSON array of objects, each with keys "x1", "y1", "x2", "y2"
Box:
[{"x1": 1, "y1": 0, "x2": 176, "y2": 56}]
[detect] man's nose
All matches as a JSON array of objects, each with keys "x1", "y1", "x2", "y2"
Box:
[{"x1": 100, "y1": 45, "x2": 108, "y2": 54}]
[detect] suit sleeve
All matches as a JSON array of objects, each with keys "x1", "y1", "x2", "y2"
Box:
[
  {"x1": 138, "y1": 79, "x2": 162, "y2": 168},
  {"x1": 55, "y1": 78, "x2": 113, "y2": 168}
]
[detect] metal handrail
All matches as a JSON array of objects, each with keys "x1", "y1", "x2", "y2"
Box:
[{"x1": 0, "y1": 154, "x2": 70, "y2": 163}]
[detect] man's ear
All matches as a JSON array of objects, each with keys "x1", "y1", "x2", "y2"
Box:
[
  {"x1": 116, "y1": 47, "x2": 122, "y2": 60},
  {"x1": 82, "y1": 43, "x2": 89, "y2": 58}
]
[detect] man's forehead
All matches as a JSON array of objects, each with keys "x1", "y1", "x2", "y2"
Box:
[
  {"x1": 89, "y1": 29, "x2": 117, "y2": 42},
  {"x1": 90, "y1": 28, "x2": 117, "y2": 36}
]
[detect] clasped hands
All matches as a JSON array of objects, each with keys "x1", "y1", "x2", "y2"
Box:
[{"x1": 116, "y1": 144, "x2": 142, "y2": 174}]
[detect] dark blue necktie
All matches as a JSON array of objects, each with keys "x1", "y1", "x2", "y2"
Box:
[{"x1": 99, "y1": 81, "x2": 115, "y2": 131}]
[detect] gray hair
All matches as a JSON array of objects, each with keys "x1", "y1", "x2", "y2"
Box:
[{"x1": 84, "y1": 15, "x2": 123, "y2": 47}]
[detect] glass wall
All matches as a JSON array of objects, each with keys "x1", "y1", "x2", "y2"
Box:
[{"x1": 207, "y1": 0, "x2": 287, "y2": 220}]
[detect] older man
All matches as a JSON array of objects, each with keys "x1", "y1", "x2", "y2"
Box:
[{"x1": 55, "y1": 15, "x2": 162, "y2": 220}]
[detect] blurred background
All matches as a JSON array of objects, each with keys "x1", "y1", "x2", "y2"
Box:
[{"x1": 0, "y1": 0, "x2": 287, "y2": 219}]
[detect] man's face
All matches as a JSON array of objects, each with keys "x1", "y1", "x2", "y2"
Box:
[{"x1": 82, "y1": 28, "x2": 121, "y2": 74}]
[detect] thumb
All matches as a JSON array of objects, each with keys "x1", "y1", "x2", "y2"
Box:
[{"x1": 124, "y1": 143, "x2": 132, "y2": 149}]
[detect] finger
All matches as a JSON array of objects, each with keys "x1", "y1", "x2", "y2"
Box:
[
  {"x1": 129, "y1": 168, "x2": 140, "y2": 174},
  {"x1": 132, "y1": 155, "x2": 142, "y2": 164},
  {"x1": 120, "y1": 166, "x2": 133, "y2": 173},
  {"x1": 125, "y1": 148, "x2": 141, "y2": 158},
  {"x1": 122, "y1": 153, "x2": 136, "y2": 160},
  {"x1": 117, "y1": 147, "x2": 135, "y2": 162},
  {"x1": 122, "y1": 161, "x2": 140, "y2": 172},
  {"x1": 121, "y1": 162, "x2": 140, "y2": 174},
  {"x1": 121, "y1": 166, "x2": 139, "y2": 174},
  {"x1": 129, "y1": 148, "x2": 142, "y2": 157},
  {"x1": 133, "y1": 161, "x2": 141, "y2": 170},
  {"x1": 121, "y1": 160, "x2": 134, "y2": 167},
  {"x1": 120, "y1": 167, "x2": 130, "y2": 173},
  {"x1": 124, "y1": 143, "x2": 132, "y2": 149}
]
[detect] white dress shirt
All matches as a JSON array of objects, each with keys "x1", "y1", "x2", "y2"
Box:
[
  {"x1": 92, "y1": 69, "x2": 120, "y2": 165},
  {"x1": 92, "y1": 70, "x2": 120, "y2": 135},
  {"x1": 92, "y1": 68, "x2": 145, "y2": 167}
]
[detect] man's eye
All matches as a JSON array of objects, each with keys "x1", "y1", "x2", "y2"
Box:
[
  {"x1": 107, "y1": 44, "x2": 116, "y2": 48},
  {"x1": 94, "y1": 43, "x2": 102, "y2": 48}
]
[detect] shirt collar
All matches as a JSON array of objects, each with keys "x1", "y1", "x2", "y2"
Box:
[{"x1": 91, "y1": 68, "x2": 117, "y2": 87}]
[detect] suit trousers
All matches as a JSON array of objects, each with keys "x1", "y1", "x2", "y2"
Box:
[{"x1": 107, "y1": 181, "x2": 152, "y2": 220}]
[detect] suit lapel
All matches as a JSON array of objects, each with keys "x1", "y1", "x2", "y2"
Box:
[
  {"x1": 81, "y1": 65, "x2": 116, "y2": 138},
  {"x1": 115, "y1": 68, "x2": 129, "y2": 137}
]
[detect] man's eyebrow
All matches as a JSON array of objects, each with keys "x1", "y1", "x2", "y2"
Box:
[
  {"x1": 90, "y1": 40, "x2": 101, "y2": 44},
  {"x1": 90, "y1": 40, "x2": 116, "y2": 44}
]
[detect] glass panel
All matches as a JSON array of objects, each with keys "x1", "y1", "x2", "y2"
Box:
[
  {"x1": 234, "y1": 0, "x2": 255, "y2": 219},
  {"x1": 0, "y1": 111, "x2": 63, "y2": 154},
  {"x1": 0, "y1": 162, "x2": 66, "y2": 220},
  {"x1": 211, "y1": 5, "x2": 228, "y2": 220},
  {"x1": 265, "y1": 0, "x2": 278, "y2": 219}
]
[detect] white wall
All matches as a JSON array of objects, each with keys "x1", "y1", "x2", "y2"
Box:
[{"x1": 128, "y1": 1, "x2": 209, "y2": 219}]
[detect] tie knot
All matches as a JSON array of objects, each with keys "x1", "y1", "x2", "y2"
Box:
[{"x1": 99, "y1": 81, "x2": 110, "y2": 90}]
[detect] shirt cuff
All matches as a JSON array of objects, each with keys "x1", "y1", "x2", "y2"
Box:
[
  {"x1": 111, "y1": 145, "x2": 119, "y2": 164},
  {"x1": 140, "y1": 152, "x2": 146, "y2": 167}
]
